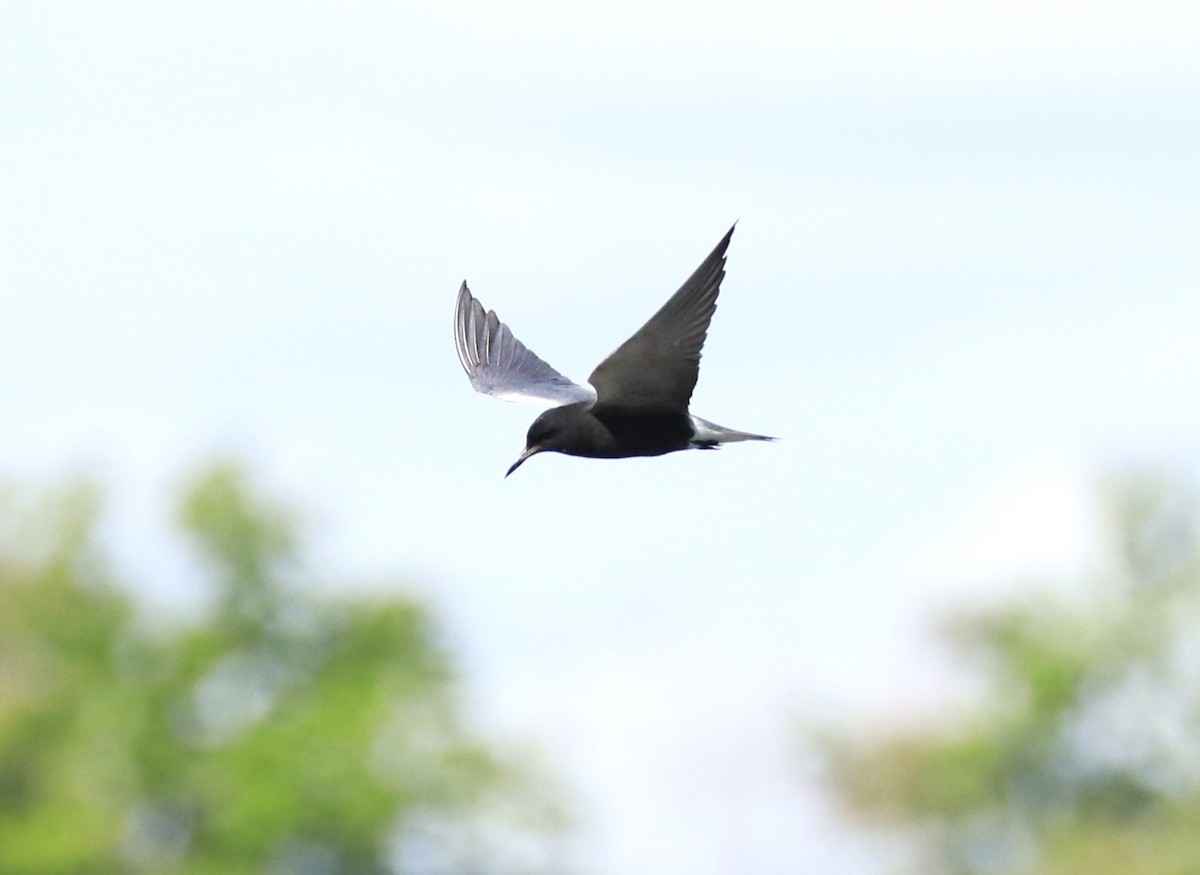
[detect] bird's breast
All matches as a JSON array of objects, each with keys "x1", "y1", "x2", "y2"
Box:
[{"x1": 578, "y1": 409, "x2": 694, "y2": 459}]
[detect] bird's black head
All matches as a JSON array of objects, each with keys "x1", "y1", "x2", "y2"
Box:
[{"x1": 505, "y1": 405, "x2": 583, "y2": 477}]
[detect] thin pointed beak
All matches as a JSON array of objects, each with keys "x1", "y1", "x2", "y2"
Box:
[{"x1": 505, "y1": 445, "x2": 542, "y2": 478}]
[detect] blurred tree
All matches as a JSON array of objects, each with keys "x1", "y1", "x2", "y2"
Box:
[
  {"x1": 0, "y1": 462, "x2": 566, "y2": 874},
  {"x1": 819, "y1": 470, "x2": 1200, "y2": 874}
]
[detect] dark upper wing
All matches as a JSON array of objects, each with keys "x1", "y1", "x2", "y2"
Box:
[
  {"x1": 454, "y1": 282, "x2": 597, "y2": 408},
  {"x1": 587, "y1": 225, "x2": 734, "y2": 414}
]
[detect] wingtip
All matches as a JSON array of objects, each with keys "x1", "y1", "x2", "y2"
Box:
[
  {"x1": 456, "y1": 282, "x2": 473, "y2": 316},
  {"x1": 453, "y1": 283, "x2": 472, "y2": 373},
  {"x1": 714, "y1": 222, "x2": 736, "y2": 254}
]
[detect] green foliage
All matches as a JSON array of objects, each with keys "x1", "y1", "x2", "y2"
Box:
[
  {"x1": 0, "y1": 462, "x2": 565, "y2": 874},
  {"x1": 820, "y1": 470, "x2": 1200, "y2": 874}
]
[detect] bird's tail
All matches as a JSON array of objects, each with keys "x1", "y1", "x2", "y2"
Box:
[{"x1": 689, "y1": 415, "x2": 777, "y2": 449}]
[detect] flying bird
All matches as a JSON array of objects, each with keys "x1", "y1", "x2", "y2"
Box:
[{"x1": 454, "y1": 225, "x2": 775, "y2": 476}]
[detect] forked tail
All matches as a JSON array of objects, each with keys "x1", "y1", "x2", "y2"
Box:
[{"x1": 688, "y1": 415, "x2": 777, "y2": 449}]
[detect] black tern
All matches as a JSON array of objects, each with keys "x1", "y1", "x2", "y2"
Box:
[{"x1": 455, "y1": 225, "x2": 775, "y2": 476}]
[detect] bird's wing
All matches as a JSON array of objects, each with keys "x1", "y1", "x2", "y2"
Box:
[
  {"x1": 454, "y1": 282, "x2": 597, "y2": 408},
  {"x1": 587, "y1": 225, "x2": 733, "y2": 414}
]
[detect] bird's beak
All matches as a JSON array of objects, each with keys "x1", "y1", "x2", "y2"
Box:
[{"x1": 505, "y1": 445, "x2": 542, "y2": 478}]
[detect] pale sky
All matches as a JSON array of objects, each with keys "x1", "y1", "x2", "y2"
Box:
[{"x1": 3, "y1": 3, "x2": 1199, "y2": 872}]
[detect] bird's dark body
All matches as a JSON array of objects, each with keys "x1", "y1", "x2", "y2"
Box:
[{"x1": 527, "y1": 403, "x2": 696, "y2": 459}]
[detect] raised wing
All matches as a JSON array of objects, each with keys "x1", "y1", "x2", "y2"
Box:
[
  {"x1": 454, "y1": 282, "x2": 597, "y2": 408},
  {"x1": 587, "y1": 225, "x2": 733, "y2": 414}
]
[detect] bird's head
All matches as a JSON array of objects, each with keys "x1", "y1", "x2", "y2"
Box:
[{"x1": 505, "y1": 406, "x2": 577, "y2": 477}]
